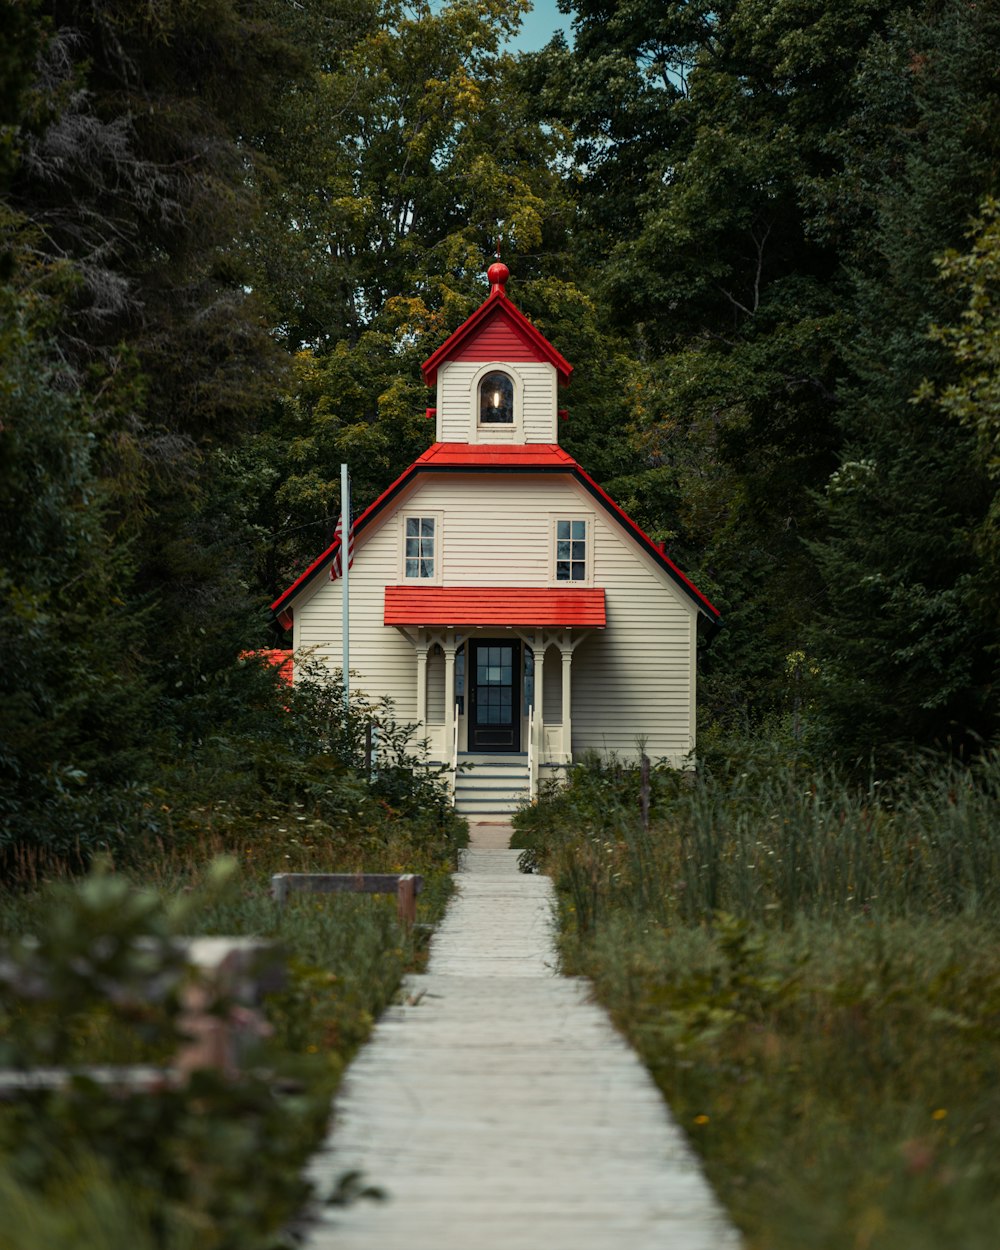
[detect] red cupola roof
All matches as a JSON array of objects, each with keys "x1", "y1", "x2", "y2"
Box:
[{"x1": 420, "y1": 264, "x2": 573, "y2": 387}]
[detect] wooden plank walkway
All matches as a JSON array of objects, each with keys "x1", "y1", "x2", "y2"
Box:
[{"x1": 302, "y1": 825, "x2": 743, "y2": 1249}]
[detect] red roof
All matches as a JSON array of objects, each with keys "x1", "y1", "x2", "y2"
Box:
[
  {"x1": 384, "y1": 587, "x2": 606, "y2": 628},
  {"x1": 239, "y1": 649, "x2": 294, "y2": 684},
  {"x1": 417, "y1": 442, "x2": 577, "y2": 468},
  {"x1": 270, "y1": 442, "x2": 720, "y2": 627},
  {"x1": 420, "y1": 288, "x2": 573, "y2": 387}
]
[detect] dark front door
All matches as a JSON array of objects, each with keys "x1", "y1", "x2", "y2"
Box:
[{"x1": 469, "y1": 640, "x2": 521, "y2": 752}]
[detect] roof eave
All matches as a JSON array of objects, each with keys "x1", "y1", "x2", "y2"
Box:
[{"x1": 270, "y1": 449, "x2": 721, "y2": 629}]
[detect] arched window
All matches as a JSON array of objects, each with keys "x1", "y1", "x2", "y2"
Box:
[{"x1": 478, "y1": 370, "x2": 514, "y2": 424}]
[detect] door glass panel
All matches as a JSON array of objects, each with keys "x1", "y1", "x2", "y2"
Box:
[{"x1": 470, "y1": 642, "x2": 519, "y2": 746}]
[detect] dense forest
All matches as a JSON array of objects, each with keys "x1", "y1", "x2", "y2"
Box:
[{"x1": 1, "y1": 0, "x2": 998, "y2": 868}]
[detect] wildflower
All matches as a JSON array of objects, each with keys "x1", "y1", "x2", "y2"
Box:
[
  {"x1": 693, "y1": 1114, "x2": 710, "y2": 1125},
  {"x1": 932, "y1": 1108, "x2": 948, "y2": 1121}
]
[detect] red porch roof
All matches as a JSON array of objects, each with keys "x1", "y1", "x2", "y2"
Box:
[
  {"x1": 416, "y1": 442, "x2": 577, "y2": 468},
  {"x1": 384, "y1": 587, "x2": 606, "y2": 628}
]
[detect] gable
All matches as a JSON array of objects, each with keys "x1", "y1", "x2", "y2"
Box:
[
  {"x1": 447, "y1": 305, "x2": 555, "y2": 364},
  {"x1": 271, "y1": 443, "x2": 720, "y2": 630},
  {"x1": 421, "y1": 293, "x2": 573, "y2": 386}
]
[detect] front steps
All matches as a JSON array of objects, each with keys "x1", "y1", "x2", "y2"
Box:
[{"x1": 453, "y1": 753, "x2": 530, "y2": 817}]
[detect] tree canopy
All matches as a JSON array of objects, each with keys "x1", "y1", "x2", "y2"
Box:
[{"x1": 1, "y1": 0, "x2": 998, "y2": 860}]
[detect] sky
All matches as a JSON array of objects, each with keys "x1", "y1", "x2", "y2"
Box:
[{"x1": 508, "y1": 0, "x2": 573, "y2": 52}]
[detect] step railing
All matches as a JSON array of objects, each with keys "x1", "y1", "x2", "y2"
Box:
[
  {"x1": 451, "y1": 702, "x2": 460, "y2": 799},
  {"x1": 527, "y1": 704, "x2": 537, "y2": 801}
]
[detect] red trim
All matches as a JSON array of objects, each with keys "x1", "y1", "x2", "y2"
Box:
[
  {"x1": 420, "y1": 293, "x2": 573, "y2": 386},
  {"x1": 384, "y1": 587, "x2": 606, "y2": 627},
  {"x1": 271, "y1": 443, "x2": 720, "y2": 625},
  {"x1": 416, "y1": 442, "x2": 577, "y2": 468},
  {"x1": 239, "y1": 649, "x2": 294, "y2": 684}
]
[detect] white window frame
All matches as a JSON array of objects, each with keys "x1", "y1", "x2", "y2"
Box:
[
  {"x1": 470, "y1": 361, "x2": 524, "y2": 440},
  {"x1": 550, "y1": 515, "x2": 592, "y2": 586},
  {"x1": 400, "y1": 511, "x2": 443, "y2": 584}
]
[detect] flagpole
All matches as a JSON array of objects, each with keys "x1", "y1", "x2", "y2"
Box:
[{"x1": 340, "y1": 462, "x2": 350, "y2": 715}]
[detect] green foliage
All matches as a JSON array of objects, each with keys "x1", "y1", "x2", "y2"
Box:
[
  {"x1": 0, "y1": 834, "x2": 451, "y2": 1250},
  {"x1": 244, "y1": 0, "x2": 555, "y2": 352},
  {"x1": 807, "y1": 0, "x2": 1000, "y2": 754},
  {"x1": 516, "y1": 748, "x2": 1000, "y2": 935},
  {"x1": 0, "y1": 304, "x2": 157, "y2": 872},
  {"x1": 526, "y1": 0, "x2": 1000, "y2": 751},
  {"x1": 520, "y1": 748, "x2": 1000, "y2": 1248},
  {"x1": 929, "y1": 197, "x2": 1000, "y2": 482},
  {"x1": 0, "y1": 1151, "x2": 200, "y2": 1250},
  {"x1": 585, "y1": 913, "x2": 1000, "y2": 1250}
]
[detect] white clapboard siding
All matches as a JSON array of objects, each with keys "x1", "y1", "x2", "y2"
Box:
[
  {"x1": 292, "y1": 472, "x2": 696, "y2": 762},
  {"x1": 436, "y1": 360, "x2": 558, "y2": 444},
  {"x1": 426, "y1": 646, "x2": 445, "y2": 722},
  {"x1": 541, "y1": 648, "x2": 563, "y2": 724}
]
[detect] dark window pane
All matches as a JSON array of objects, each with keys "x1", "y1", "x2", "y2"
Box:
[{"x1": 479, "y1": 371, "x2": 514, "y2": 424}]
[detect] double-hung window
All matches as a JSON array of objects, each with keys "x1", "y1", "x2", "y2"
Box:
[
  {"x1": 555, "y1": 519, "x2": 588, "y2": 582},
  {"x1": 404, "y1": 516, "x2": 437, "y2": 579}
]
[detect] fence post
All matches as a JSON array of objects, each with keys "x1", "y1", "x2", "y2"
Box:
[{"x1": 396, "y1": 875, "x2": 417, "y2": 928}]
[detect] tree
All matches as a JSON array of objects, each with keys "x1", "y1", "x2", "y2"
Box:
[
  {"x1": 0, "y1": 294, "x2": 155, "y2": 864},
  {"x1": 527, "y1": 0, "x2": 907, "y2": 724},
  {"x1": 237, "y1": 0, "x2": 583, "y2": 599},
  {"x1": 809, "y1": 1, "x2": 1000, "y2": 753}
]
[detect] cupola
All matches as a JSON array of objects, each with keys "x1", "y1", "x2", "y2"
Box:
[{"x1": 421, "y1": 262, "x2": 572, "y2": 446}]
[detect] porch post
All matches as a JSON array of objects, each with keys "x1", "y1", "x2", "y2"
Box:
[
  {"x1": 533, "y1": 631, "x2": 546, "y2": 758},
  {"x1": 443, "y1": 630, "x2": 457, "y2": 755},
  {"x1": 561, "y1": 635, "x2": 573, "y2": 762},
  {"x1": 415, "y1": 630, "x2": 428, "y2": 729}
]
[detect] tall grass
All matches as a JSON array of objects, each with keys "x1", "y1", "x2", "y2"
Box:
[
  {"x1": 515, "y1": 748, "x2": 1000, "y2": 932},
  {"x1": 513, "y1": 746, "x2": 1000, "y2": 1250},
  {"x1": 0, "y1": 740, "x2": 465, "y2": 1250}
]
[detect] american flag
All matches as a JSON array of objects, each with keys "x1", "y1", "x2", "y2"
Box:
[{"x1": 331, "y1": 511, "x2": 354, "y2": 581}]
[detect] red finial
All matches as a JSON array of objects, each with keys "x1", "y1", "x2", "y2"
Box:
[{"x1": 487, "y1": 260, "x2": 509, "y2": 296}]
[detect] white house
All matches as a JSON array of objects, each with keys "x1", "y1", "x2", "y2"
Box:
[{"x1": 270, "y1": 262, "x2": 720, "y2": 815}]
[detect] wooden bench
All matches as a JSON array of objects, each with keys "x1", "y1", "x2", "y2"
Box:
[{"x1": 270, "y1": 872, "x2": 423, "y2": 927}]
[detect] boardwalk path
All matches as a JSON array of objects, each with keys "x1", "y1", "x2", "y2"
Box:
[{"x1": 303, "y1": 824, "x2": 743, "y2": 1250}]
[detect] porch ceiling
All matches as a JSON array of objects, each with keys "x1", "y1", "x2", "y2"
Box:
[{"x1": 384, "y1": 586, "x2": 606, "y2": 628}]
